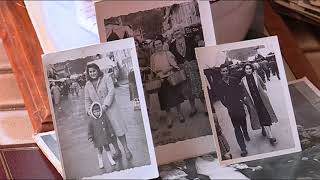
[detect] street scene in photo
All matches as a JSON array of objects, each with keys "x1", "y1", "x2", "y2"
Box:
[
  {"x1": 103, "y1": 1, "x2": 213, "y2": 147},
  {"x1": 43, "y1": 40, "x2": 156, "y2": 179},
  {"x1": 196, "y1": 37, "x2": 301, "y2": 164},
  {"x1": 238, "y1": 78, "x2": 320, "y2": 179}
]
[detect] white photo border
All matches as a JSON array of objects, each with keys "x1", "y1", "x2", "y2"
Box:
[
  {"x1": 42, "y1": 38, "x2": 159, "y2": 179},
  {"x1": 195, "y1": 36, "x2": 302, "y2": 165},
  {"x1": 33, "y1": 131, "x2": 62, "y2": 176}
]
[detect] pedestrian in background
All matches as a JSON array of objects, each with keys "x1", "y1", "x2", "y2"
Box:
[{"x1": 51, "y1": 82, "x2": 62, "y2": 110}]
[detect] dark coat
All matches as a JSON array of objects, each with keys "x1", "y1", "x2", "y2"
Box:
[
  {"x1": 216, "y1": 76, "x2": 246, "y2": 118},
  {"x1": 87, "y1": 103, "x2": 114, "y2": 148},
  {"x1": 241, "y1": 73, "x2": 278, "y2": 130},
  {"x1": 84, "y1": 75, "x2": 127, "y2": 136},
  {"x1": 169, "y1": 36, "x2": 197, "y2": 65}
]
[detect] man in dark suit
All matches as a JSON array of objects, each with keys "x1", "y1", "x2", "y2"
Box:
[{"x1": 216, "y1": 64, "x2": 249, "y2": 157}]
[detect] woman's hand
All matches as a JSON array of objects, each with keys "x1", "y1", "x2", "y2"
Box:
[{"x1": 102, "y1": 105, "x2": 109, "y2": 112}]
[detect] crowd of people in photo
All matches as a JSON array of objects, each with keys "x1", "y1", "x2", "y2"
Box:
[
  {"x1": 204, "y1": 52, "x2": 281, "y2": 159},
  {"x1": 134, "y1": 26, "x2": 207, "y2": 130},
  {"x1": 49, "y1": 75, "x2": 86, "y2": 110}
]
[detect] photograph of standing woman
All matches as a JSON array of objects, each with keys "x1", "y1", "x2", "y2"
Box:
[
  {"x1": 103, "y1": 1, "x2": 212, "y2": 147},
  {"x1": 196, "y1": 37, "x2": 301, "y2": 164},
  {"x1": 43, "y1": 44, "x2": 154, "y2": 179},
  {"x1": 84, "y1": 63, "x2": 132, "y2": 167}
]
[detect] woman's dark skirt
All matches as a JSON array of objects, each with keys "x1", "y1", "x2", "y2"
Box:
[
  {"x1": 158, "y1": 79, "x2": 184, "y2": 110},
  {"x1": 255, "y1": 102, "x2": 272, "y2": 126}
]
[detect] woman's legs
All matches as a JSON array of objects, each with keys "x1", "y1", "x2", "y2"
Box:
[
  {"x1": 104, "y1": 145, "x2": 116, "y2": 165},
  {"x1": 166, "y1": 108, "x2": 173, "y2": 128},
  {"x1": 118, "y1": 135, "x2": 132, "y2": 160},
  {"x1": 263, "y1": 126, "x2": 277, "y2": 145},
  {"x1": 176, "y1": 104, "x2": 185, "y2": 123},
  {"x1": 188, "y1": 97, "x2": 197, "y2": 117},
  {"x1": 110, "y1": 136, "x2": 122, "y2": 159},
  {"x1": 97, "y1": 147, "x2": 104, "y2": 169},
  {"x1": 200, "y1": 97, "x2": 208, "y2": 115}
]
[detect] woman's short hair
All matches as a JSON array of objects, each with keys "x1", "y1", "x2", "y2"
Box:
[
  {"x1": 153, "y1": 35, "x2": 164, "y2": 47},
  {"x1": 134, "y1": 38, "x2": 142, "y2": 48},
  {"x1": 86, "y1": 63, "x2": 104, "y2": 81},
  {"x1": 219, "y1": 63, "x2": 229, "y2": 70},
  {"x1": 242, "y1": 63, "x2": 255, "y2": 74}
]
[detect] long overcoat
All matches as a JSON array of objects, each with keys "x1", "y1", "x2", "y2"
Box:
[{"x1": 240, "y1": 73, "x2": 278, "y2": 130}]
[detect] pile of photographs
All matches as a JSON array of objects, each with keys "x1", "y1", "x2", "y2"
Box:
[
  {"x1": 273, "y1": 0, "x2": 320, "y2": 25},
  {"x1": 33, "y1": 0, "x2": 320, "y2": 179}
]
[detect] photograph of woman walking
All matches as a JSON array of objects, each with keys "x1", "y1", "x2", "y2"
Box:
[
  {"x1": 195, "y1": 36, "x2": 301, "y2": 165},
  {"x1": 42, "y1": 39, "x2": 158, "y2": 179},
  {"x1": 241, "y1": 63, "x2": 278, "y2": 146}
]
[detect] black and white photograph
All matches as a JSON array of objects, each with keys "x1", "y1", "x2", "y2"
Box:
[
  {"x1": 42, "y1": 38, "x2": 158, "y2": 179},
  {"x1": 237, "y1": 78, "x2": 320, "y2": 179},
  {"x1": 157, "y1": 153, "x2": 249, "y2": 180},
  {"x1": 33, "y1": 131, "x2": 62, "y2": 175},
  {"x1": 157, "y1": 78, "x2": 320, "y2": 180},
  {"x1": 195, "y1": 36, "x2": 301, "y2": 165},
  {"x1": 95, "y1": 0, "x2": 216, "y2": 164}
]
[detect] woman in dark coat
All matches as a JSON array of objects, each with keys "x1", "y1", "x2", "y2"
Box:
[
  {"x1": 169, "y1": 28, "x2": 206, "y2": 117},
  {"x1": 241, "y1": 63, "x2": 278, "y2": 145}
]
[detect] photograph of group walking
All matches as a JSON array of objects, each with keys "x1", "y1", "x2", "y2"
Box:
[
  {"x1": 43, "y1": 39, "x2": 157, "y2": 179},
  {"x1": 97, "y1": 0, "x2": 215, "y2": 152},
  {"x1": 195, "y1": 36, "x2": 301, "y2": 164}
]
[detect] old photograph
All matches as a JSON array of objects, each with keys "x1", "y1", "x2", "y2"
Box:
[
  {"x1": 157, "y1": 78, "x2": 320, "y2": 180},
  {"x1": 195, "y1": 36, "x2": 301, "y2": 165},
  {"x1": 42, "y1": 38, "x2": 158, "y2": 179},
  {"x1": 95, "y1": 0, "x2": 216, "y2": 164},
  {"x1": 157, "y1": 153, "x2": 248, "y2": 180},
  {"x1": 237, "y1": 78, "x2": 320, "y2": 179},
  {"x1": 34, "y1": 131, "x2": 62, "y2": 175}
]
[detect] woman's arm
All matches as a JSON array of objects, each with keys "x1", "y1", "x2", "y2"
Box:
[
  {"x1": 150, "y1": 54, "x2": 159, "y2": 73},
  {"x1": 84, "y1": 85, "x2": 92, "y2": 114},
  {"x1": 103, "y1": 75, "x2": 115, "y2": 108},
  {"x1": 167, "y1": 51, "x2": 179, "y2": 69},
  {"x1": 240, "y1": 81, "x2": 248, "y2": 105},
  {"x1": 88, "y1": 121, "x2": 93, "y2": 141}
]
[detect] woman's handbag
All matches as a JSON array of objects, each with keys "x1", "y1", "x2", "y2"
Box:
[
  {"x1": 165, "y1": 51, "x2": 186, "y2": 86},
  {"x1": 167, "y1": 69, "x2": 186, "y2": 86},
  {"x1": 144, "y1": 79, "x2": 162, "y2": 92}
]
